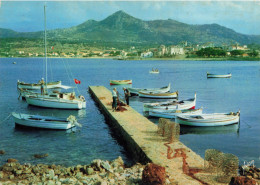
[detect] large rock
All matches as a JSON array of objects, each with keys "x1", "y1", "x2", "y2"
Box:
[
  {"x1": 7, "y1": 158, "x2": 18, "y2": 163},
  {"x1": 142, "y1": 163, "x2": 166, "y2": 185},
  {"x1": 34, "y1": 153, "x2": 48, "y2": 159},
  {"x1": 229, "y1": 176, "x2": 258, "y2": 185}
]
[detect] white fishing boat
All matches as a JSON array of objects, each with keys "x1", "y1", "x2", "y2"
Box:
[
  {"x1": 128, "y1": 83, "x2": 170, "y2": 96},
  {"x1": 24, "y1": 5, "x2": 86, "y2": 110},
  {"x1": 12, "y1": 112, "x2": 81, "y2": 130},
  {"x1": 207, "y1": 72, "x2": 232, "y2": 78},
  {"x1": 143, "y1": 93, "x2": 196, "y2": 113},
  {"x1": 149, "y1": 108, "x2": 203, "y2": 119},
  {"x1": 175, "y1": 111, "x2": 240, "y2": 127},
  {"x1": 139, "y1": 91, "x2": 178, "y2": 99},
  {"x1": 17, "y1": 80, "x2": 61, "y2": 90}
]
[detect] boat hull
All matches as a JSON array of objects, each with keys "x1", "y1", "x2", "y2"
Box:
[
  {"x1": 17, "y1": 81, "x2": 62, "y2": 90},
  {"x1": 143, "y1": 94, "x2": 196, "y2": 112},
  {"x1": 110, "y1": 80, "x2": 132, "y2": 85},
  {"x1": 12, "y1": 113, "x2": 75, "y2": 130},
  {"x1": 26, "y1": 96, "x2": 86, "y2": 110},
  {"x1": 175, "y1": 113, "x2": 240, "y2": 127},
  {"x1": 207, "y1": 73, "x2": 231, "y2": 78},
  {"x1": 149, "y1": 108, "x2": 203, "y2": 119},
  {"x1": 128, "y1": 83, "x2": 170, "y2": 96},
  {"x1": 139, "y1": 91, "x2": 178, "y2": 99}
]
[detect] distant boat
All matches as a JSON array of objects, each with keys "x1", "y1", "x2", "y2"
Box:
[
  {"x1": 12, "y1": 112, "x2": 81, "y2": 130},
  {"x1": 175, "y1": 111, "x2": 240, "y2": 127},
  {"x1": 149, "y1": 108, "x2": 203, "y2": 119},
  {"x1": 128, "y1": 83, "x2": 170, "y2": 96},
  {"x1": 13, "y1": 62, "x2": 16, "y2": 64},
  {"x1": 139, "y1": 91, "x2": 178, "y2": 99},
  {"x1": 110, "y1": 80, "x2": 132, "y2": 85},
  {"x1": 207, "y1": 72, "x2": 232, "y2": 78},
  {"x1": 143, "y1": 93, "x2": 196, "y2": 114},
  {"x1": 149, "y1": 69, "x2": 159, "y2": 74}
]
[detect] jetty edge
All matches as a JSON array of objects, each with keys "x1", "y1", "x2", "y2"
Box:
[{"x1": 89, "y1": 86, "x2": 213, "y2": 184}]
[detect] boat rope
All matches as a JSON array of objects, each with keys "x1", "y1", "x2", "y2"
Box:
[
  {"x1": 0, "y1": 113, "x2": 12, "y2": 124},
  {"x1": 242, "y1": 120, "x2": 251, "y2": 128},
  {"x1": 61, "y1": 57, "x2": 81, "y2": 95}
]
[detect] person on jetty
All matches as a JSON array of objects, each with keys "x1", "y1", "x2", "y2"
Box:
[
  {"x1": 123, "y1": 87, "x2": 130, "y2": 106},
  {"x1": 112, "y1": 88, "x2": 118, "y2": 111},
  {"x1": 39, "y1": 78, "x2": 45, "y2": 95}
]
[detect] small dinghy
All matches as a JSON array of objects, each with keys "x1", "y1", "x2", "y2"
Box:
[
  {"x1": 207, "y1": 72, "x2": 232, "y2": 78},
  {"x1": 149, "y1": 108, "x2": 203, "y2": 119},
  {"x1": 175, "y1": 111, "x2": 240, "y2": 127},
  {"x1": 110, "y1": 80, "x2": 132, "y2": 85},
  {"x1": 143, "y1": 93, "x2": 196, "y2": 114},
  {"x1": 139, "y1": 91, "x2": 178, "y2": 99},
  {"x1": 149, "y1": 68, "x2": 159, "y2": 74},
  {"x1": 12, "y1": 112, "x2": 81, "y2": 130},
  {"x1": 128, "y1": 83, "x2": 170, "y2": 96}
]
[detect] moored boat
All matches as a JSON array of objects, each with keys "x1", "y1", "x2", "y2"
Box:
[
  {"x1": 143, "y1": 93, "x2": 196, "y2": 113},
  {"x1": 139, "y1": 91, "x2": 178, "y2": 99},
  {"x1": 12, "y1": 112, "x2": 80, "y2": 130},
  {"x1": 149, "y1": 108, "x2": 203, "y2": 119},
  {"x1": 17, "y1": 80, "x2": 62, "y2": 90},
  {"x1": 149, "y1": 69, "x2": 159, "y2": 74},
  {"x1": 175, "y1": 111, "x2": 240, "y2": 127},
  {"x1": 25, "y1": 92, "x2": 86, "y2": 110},
  {"x1": 110, "y1": 80, "x2": 132, "y2": 85},
  {"x1": 128, "y1": 83, "x2": 170, "y2": 96},
  {"x1": 207, "y1": 72, "x2": 232, "y2": 78}
]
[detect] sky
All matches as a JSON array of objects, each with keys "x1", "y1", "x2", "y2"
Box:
[{"x1": 0, "y1": 1, "x2": 260, "y2": 35}]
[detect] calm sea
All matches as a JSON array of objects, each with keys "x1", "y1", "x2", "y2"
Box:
[{"x1": 0, "y1": 58, "x2": 259, "y2": 167}]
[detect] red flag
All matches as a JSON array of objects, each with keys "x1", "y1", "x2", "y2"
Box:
[{"x1": 74, "y1": 79, "x2": 81, "y2": 84}]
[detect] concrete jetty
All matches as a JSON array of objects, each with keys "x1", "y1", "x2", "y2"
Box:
[{"x1": 89, "y1": 86, "x2": 219, "y2": 185}]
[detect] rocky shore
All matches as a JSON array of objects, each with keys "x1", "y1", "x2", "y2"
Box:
[
  {"x1": 0, "y1": 156, "x2": 171, "y2": 185},
  {"x1": 0, "y1": 157, "x2": 145, "y2": 185}
]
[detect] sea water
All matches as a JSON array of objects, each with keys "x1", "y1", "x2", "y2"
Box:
[{"x1": 0, "y1": 58, "x2": 259, "y2": 167}]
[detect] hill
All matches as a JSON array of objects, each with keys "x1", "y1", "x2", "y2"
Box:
[{"x1": 1, "y1": 10, "x2": 260, "y2": 45}]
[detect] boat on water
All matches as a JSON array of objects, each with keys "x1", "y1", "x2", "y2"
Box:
[
  {"x1": 128, "y1": 83, "x2": 170, "y2": 96},
  {"x1": 143, "y1": 93, "x2": 196, "y2": 113},
  {"x1": 175, "y1": 111, "x2": 240, "y2": 127},
  {"x1": 149, "y1": 68, "x2": 159, "y2": 74},
  {"x1": 207, "y1": 72, "x2": 232, "y2": 78},
  {"x1": 18, "y1": 84, "x2": 74, "y2": 99},
  {"x1": 17, "y1": 80, "x2": 61, "y2": 90},
  {"x1": 24, "y1": 5, "x2": 86, "y2": 110},
  {"x1": 25, "y1": 92, "x2": 86, "y2": 110},
  {"x1": 12, "y1": 112, "x2": 80, "y2": 130},
  {"x1": 149, "y1": 108, "x2": 203, "y2": 119},
  {"x1": 110, "y1": 80, "x2": 132, "y2": 85},
  {"x1": 139, "y1": 91, "x2": 178, "y2": 99}
]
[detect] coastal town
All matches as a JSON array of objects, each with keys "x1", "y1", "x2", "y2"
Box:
[{"x1": 1, "y1": 40, "x2": 259, "y2": 60}]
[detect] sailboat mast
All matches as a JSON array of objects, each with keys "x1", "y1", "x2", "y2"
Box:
[{"x1": 44, "y1": 5, "x2": 47, "y2": 84}]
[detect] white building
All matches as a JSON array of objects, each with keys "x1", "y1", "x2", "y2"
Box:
[
  {"x1": 170, "y1": 46, "x2": 185, "y2": 55},
  {"x1": 141, "y1": 51, "x2": 153, "y2": 58}
]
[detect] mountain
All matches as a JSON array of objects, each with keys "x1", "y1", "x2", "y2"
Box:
[{"x1": 1, "y1": 10, "x2": 260, "y2": 45}]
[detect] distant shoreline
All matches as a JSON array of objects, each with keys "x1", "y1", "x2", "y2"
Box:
[{"x1": 1, "y1": 56, "x2": 260, "y2": 61}]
